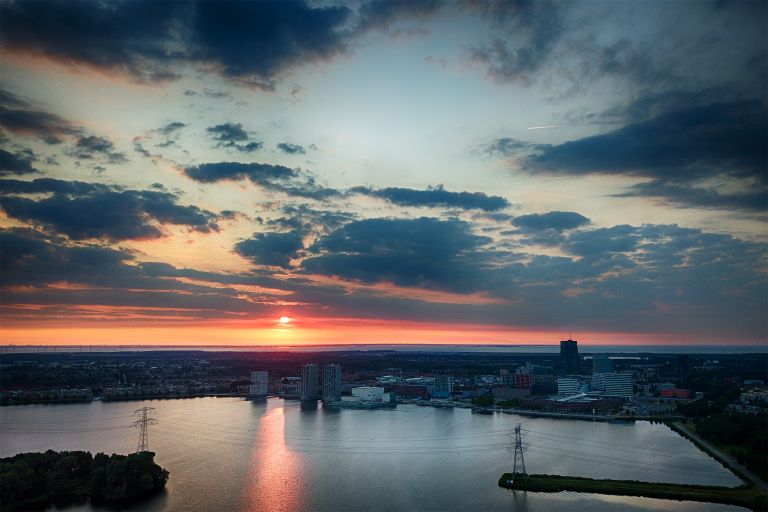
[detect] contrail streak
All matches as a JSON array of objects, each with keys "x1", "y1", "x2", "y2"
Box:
[{"x1": 526, "y1": 125, "x2": 559, "y2": 130}]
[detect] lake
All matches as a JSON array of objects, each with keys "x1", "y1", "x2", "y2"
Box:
[{"x1": 0, "y1": 398, "x2": 747, "y2": 511}]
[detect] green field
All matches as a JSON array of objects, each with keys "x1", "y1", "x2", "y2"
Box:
[{"x1": 498, "y1": 473, "x2": 767, "y2": 511}]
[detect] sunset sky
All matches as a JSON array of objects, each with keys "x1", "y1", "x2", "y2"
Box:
[{"x1": 0, "y1": 0, "x2": 765, "y2": 346}]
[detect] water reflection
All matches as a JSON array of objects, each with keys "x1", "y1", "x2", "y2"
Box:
[
  {"x1": 0, "y1": 399, "x2": 748, "y2": 512},
  {"x1": 243, "y1": 403, "x2": 304, "y2": 512}
]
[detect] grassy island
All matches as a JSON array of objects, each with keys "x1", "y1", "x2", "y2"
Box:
[
  {"x1": 498, "y1": 473, "x2": 767, "y2": 511},
  {"x1": 0, "y1": 450, "x2": 169, "y2": 511}
]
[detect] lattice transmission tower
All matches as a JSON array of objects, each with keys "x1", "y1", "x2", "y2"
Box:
[
  {"x1": 131, "y1": 406, "x2": 157, "y2": 453},
  {"x1": 508, "y1": 423, "x2": 528, "y2": 481}
]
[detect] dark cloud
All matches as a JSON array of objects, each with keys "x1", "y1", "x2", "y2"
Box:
[
  {"x1": 0, "y1": 227, "x2": 134, "y2": 288},
  {"x1": 234, "y1": 230, "x2": 305, "y2": 268},
  {"x1": 157, "y1": 121, "x2": 186, "y2": 136},
  {"x1": 564, "y1": 225, "x2": 643, "y2": 256},
  {"x1": 0, "y1": 178, "x2": 219, "y2": 240},
  {"x1": 207, "y1": 122, "x2": 262, "y2": 152},
  {"x1": 0, "y1": 1, "x2": 185, "y2": 82},
  {"x1": 354, "y1": 0, "x2": 442, "y2": 32},
  {"x1": 616, "y1": 180, "x2": 767, "y2": 213},
  {"x1": 277, "y1": 204, "x2": 356, "y2": 232},
  {"x1": 184, "y1": 161, "x2": 296, "y2": 183},
  {"x1": 183, "y1": 161, "x2": 340, "y2": 200},
  {"x1": 70, "y1": 135, "x2": 128, "y2": 164},
  {"x1": 0, "y1": 228, "x2": 286, "y2": 321},
  {"x1": 0, "y1": 89, "x2": 77, "y2": 143},
  {"x1": 512, "y1": 211, "x2": 590, "y2": 232},
  {"x1": 0, "y1": 178, "x2": 110, "y2": 195},
  {"x1": 481, "y1": 137, "x2": 536, "y2": 158},
  {"x1": 351, "y1": 185, "x2": 510, "y2": 211},
  {"x1": 303, "y1": 217, "x2": 492, "y2": 292},
  {"x1": 277, "y1": 142, "x2": 306, "y2": 155},
  {"x1": 464, "y1": 1, "x2": 562, "y2": 85},
  {"x1": 525, "y1": 101, "x2": 766, "y2": 181},
  {"x1": 0, "y1": 148, "x2": 38, "y2": 176},
  {"x1": 1, "y1": 218, "x2": 765, "y2": 341},
  {"x1": 189, "y1": 1, "x2": 352, "y2": 89},
  {"x1": 0, "y1": 1, "x2": 449, "y2": 90}
]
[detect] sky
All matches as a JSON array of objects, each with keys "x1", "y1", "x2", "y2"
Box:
[{"x1": 0, "y1": 0, "x2": 765, "y2": 346}]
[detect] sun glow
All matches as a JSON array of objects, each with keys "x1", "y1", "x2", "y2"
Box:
[{"x1": 279, "y1": 316, "x2": 291, "y2": 325}]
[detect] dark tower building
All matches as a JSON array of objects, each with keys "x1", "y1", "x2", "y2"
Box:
[
  {"x1": 677, "y1": 354, "x2": 689, "y2": 382},
  {"x1": 560, "y1": 338, "x2": 579, "y2": 375}
]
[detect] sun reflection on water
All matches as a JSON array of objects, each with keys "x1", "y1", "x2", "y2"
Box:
[{"x1": 243, "y1": 405, "x2": 304, "y2": 512}]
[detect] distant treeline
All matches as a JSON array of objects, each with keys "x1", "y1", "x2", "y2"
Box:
[{"x1": 0, "y1": 450, "x2": 168, "y2": 511}]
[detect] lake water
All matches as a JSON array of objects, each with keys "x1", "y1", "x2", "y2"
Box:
[{"x1": 0, "y1": 398, "x2": 747, "y2": 512}]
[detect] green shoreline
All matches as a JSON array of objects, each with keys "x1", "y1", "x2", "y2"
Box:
[{"x1": 498, "y1": 474, "x2": 767, "y2": 511}]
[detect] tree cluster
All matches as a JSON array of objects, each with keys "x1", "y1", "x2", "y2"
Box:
[
  {"x1": 696, "y1": 414, "x2": 768, "y2": 481},
  {"x1": 0, "y1": 450, "x2": 168, "y2": 511}
]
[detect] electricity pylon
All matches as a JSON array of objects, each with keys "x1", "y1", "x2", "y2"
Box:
[
  {"x1": 131, "y1": 406, "x2": 157, "y2": 453},
  {"x1": 510, "y1": 423, "x2": 527, "y2": 481}
]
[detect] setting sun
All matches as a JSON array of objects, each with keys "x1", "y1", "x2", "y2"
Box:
[{"x1": 279, "y1": 316, "x2": 291, "y2": 325}]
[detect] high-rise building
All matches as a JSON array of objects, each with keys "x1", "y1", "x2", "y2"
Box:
[
  {"x1": 323, "y1": 364, "x2": 342, "y2": 403},
  {"x1": 249, "y1": 371, "x2": 268, "y2": 398},
  {"x1": 434, "y1": 375, "x2": 454, "y2": 397},
  {"x1": 593, "y1": 373, "x2": 633, "y2": 399},
  {"x1": 592, "y1": 355, "x2": 613, "y2": 374},
  {"x1": 560, "y1": 338, "x2": 579, "y2": 374},
  {"x1": 301, "y1": 363, "x2": 319, "y2": 401},
  {"x1": 557, "y1": 377, "x2": 581, "y2": 395}
]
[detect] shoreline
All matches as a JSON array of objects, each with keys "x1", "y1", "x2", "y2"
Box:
[{"x1": 498, "y1": 473, "x2": 766, "y2": 511}]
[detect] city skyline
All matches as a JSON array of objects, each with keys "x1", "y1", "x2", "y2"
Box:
[{"x1": 0, "y1": 0, "x2": 766, "y2": 346}]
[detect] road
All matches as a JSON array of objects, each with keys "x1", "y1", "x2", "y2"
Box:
[{"x1": 674, "y1": 422, "x2": 768, "y2": 492}]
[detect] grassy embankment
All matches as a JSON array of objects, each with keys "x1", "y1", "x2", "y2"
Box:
[{"x1": 498, "y1": 474, "x2": 767, "y2": 511}]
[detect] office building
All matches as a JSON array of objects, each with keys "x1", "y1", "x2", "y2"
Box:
[
  {"x1": 301, "y1": 363, "x2": 319, "y2": 401},
  {"x1": 557, "y1": 377, "x2": 581, "y2": 395},
  {"x1": 249, "y1": 371, "x2": 268, "y2": 398},
  {"x1": 593, "y1": 373, "x2": 633, "y2": 399},
  {"x1": 592, "y1": 355, "x2": 613, "y2": 374},
  {"x1": 323, "y1": 364, "x2": 342, "y2": 403},
  {"x1": 560, "y1": 338, "x2": 579, "y2": 374}
]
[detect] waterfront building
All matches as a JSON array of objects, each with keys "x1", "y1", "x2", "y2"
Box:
[
  {"x1": 323, "y1": 364, "x2": 342, "y2": 403},
  {"x1": 434, "y1": 374, "x2": 454, "y2": 396},
  {"x1": 560, "y1": 338, "x2": 579, "y2": 374},
  {"x1": 593, "y1": 372, "x2": 633, "y2": 399},
  {"x1": 301, "y1": 364, "x2": 319, "y2": 401},
  {"x1": 520, "y1": 395, "x2": 621, "y2": 414},
  {"x1": 592, "y1": 355, "x2": 613, "y2": 374},
  {"x1": 249, "y1": 371, "x2": 268, "y2": 398},
  {"x1": 276, "y1": 377, "x2": 302, "y2": 398},
  {"x1": 557, "y1": 377, "x2": 581, "y2": 395},
  {"x1": 351, "y1": 386, "x2": 385, "y2": 401}
]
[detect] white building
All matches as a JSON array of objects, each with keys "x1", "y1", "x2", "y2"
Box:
[
  {"x1": 351, "y1": 386, "x2": 385, "y2": 402},
  {"x1": 249, "y1": 371, "x2": 268, "y2": 398},
  {"x1": 323, "y1": 364, "x2": 342, "y2": 403},
  {"x1": 593, "y1": 373, "x2": 633, "y2": 399},
  {"x1": 557, "y1": 377, "x2": 581, "y2": 396},
  {"x1": 301, "y1": 364, "x2": 319, "y2": 400}
]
